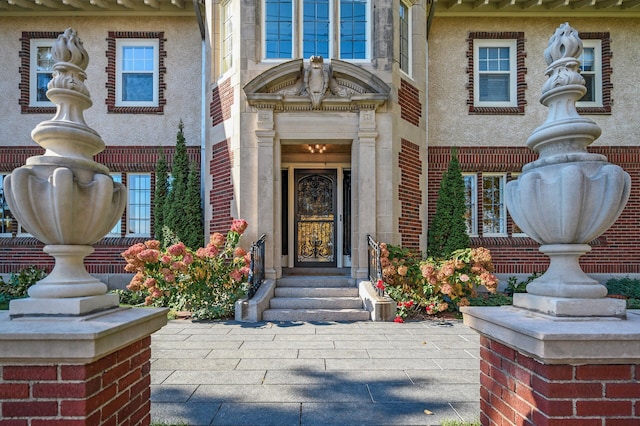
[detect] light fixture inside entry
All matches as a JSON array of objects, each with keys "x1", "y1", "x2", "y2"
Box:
[{"x1": 308, "y1": 144, "x2": 326, "y2": 154}]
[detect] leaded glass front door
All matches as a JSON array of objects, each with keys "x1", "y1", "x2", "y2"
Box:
[{"x1": 294, "y1": 169, "x2": 337, "y2": 267}]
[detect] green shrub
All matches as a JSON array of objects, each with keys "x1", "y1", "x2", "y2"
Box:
[
  {"x1": 606, "y1": 277, "x2": 640, "y2": 299},
  {"x1": 0, "y1": 266, "x2": 48, "y2": 303},
  {"x1": 468, "y1": 293, "x2": 513, "y2": 307},
  {"x1": 112, "y1": 289, "x2": 147, "y2": 306},
  {"x1": 505, "y1": 272, "x2": 541, "y2": 295}
]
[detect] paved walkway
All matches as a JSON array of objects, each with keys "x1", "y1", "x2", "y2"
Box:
[{"x1": 150, "y1": 319, "x2": 481, "y2": 426}]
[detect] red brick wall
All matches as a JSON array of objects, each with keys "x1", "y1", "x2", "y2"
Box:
[
  {"x1": 209, "y1": 139, "x2": 234, "y2": 234},
  {"x1": 428, "y1": 146, "x2": 640, "y2": 275},
  {"x1": 398, "y1": 79, "x2": 421, "y2": 126},
  {"x1": 398, "y1": 139, "x2": 423, "y2": 250},
  {"x1": 0, "y1": 337, "x2": 152, "y2": 426},
  {"x1": 210, "y1": 78, "x2": 233, "y2": 127},
  {"x1": 480, "y1": 336, "x2": 640, "y2": 426},
  {"x1": 0, "y1": 146, "x2": 200, "y2": 275}
]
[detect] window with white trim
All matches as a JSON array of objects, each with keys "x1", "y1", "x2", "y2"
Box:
[
  {"x1": 482, "y1": 174, "x2": 506, "y2": 236},
  {"x1": 108, "y1": 173, "x2": 123, "y2": 237},
  {"x1": 116, "y1": 40, "x2": 159, "y2": 107},
  {"x1": 127, "y1": 173, "x2": 151, "y2": 237},
  {"x1": 474, "y1": 40, "x2": 517, "y2": 107},
  {"x1": 221, "y1": 0, "x2": 233, "y2": 73},
  {"x1": 509, "y1": 172, "x2": 527, "y2": 237},
  {"x1": 577, "y1": 40, "x2": 601, "y2": 107},
  {"x1": 30, "y1": 39, "x2": 55, "y2": 107},
  {"x1": 463, "y1": 173, "x2": 478, "y2": 236},
  {"x1": 263, "y1": 0, "x2": 370, "y2": 60},
  {"x1": 399, "y1": 0, "x2": 410, "y2": 74},
  {"x1": 0, "y1": 174, "x2": 14, "y2": 237}
]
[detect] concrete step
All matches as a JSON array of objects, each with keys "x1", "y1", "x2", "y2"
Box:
[
  {"x1": 277, "y1": 276, "x2": 355, "y2": 288},
  {"x1": 270, "y1": 296, "x2": 363, "y2": 310},
  {"x1": 262, "y1": 308, "x2": 371, "y2": 322},
  {"x1": 275, "y1": 287, "x2": 359, "y2": 298}
]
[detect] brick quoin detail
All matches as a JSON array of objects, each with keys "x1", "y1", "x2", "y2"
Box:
[
  {"x1": 479, "y1": 336, "x2": 640, "y2": 426},
  {"x1": 211, "y1": 79, "x2": 234, "y2": 127},
  {"x1": 398, "y1": 139, "x2": 422, "y2": 250},
  {"x1": 0, "y1": 146, "x2": 200, "y2": 275},
  {"x1": 209, "y1": 139, "x2": 234, "y2": 234},
  {"x1": 0, "y1": 337, "x2": 153, "y2": 426},
  {"x1": 398, "y1": 79, "x2": 421, "y2": 126},
  {"x1": 428, "y1": 146, "x2": 640, "y2": 275}
]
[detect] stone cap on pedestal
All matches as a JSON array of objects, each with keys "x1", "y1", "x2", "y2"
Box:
[{"x1": 461, "y1": 306, "x2": 640, "y2": 364}]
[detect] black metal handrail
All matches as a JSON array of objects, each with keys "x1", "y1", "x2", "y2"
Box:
[
  {"x1": 246, "y1": 234, "x2": 267, "y2": 299},
  {"x1": 367, "y1": 234, "x2": 385, "y2": 297}
]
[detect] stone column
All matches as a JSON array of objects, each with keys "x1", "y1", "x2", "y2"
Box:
[
  {"x1": 0, "y1": 29, "x2": 166, "y2": 424},
  {"x1": 353, "y1": 110, "x2": 378, "y2": 278},
  {"x1": 462, "y1": 23, "x2": 639, "y2": 425},
  {"x1": 255, "y1": 108, "x2": 277, "y2": 279}
]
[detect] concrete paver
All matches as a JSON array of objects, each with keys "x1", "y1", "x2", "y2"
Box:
[{"x1": 151, "y1": 319, "x2": 480, "y2": 426}]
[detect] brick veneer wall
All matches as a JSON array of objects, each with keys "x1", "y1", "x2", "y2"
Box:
[
  {"x1": 0, "y1": 146, "x2": 200, "y2": 275},
  {"x1": 0, "y1": 336, "x2": 152, "y2": 426},
  {"x1": 480, "y1": 336, "x2": 640, "y2": 425},
  {"x1": 210, "y1": 78, "x2": 233, "y2": 127},
  {"x1": 398, "y1": 79, "x2": 421, "y2": 126},
  {"x1": 428, "y1": 146, "x2": 640, "y2": 275},
  {"x1": 209, "y1": 139, "x2": 234, "y2": 234},
  {"x1": 398, "y1": 139, "x2": 423, "y2": 250}
]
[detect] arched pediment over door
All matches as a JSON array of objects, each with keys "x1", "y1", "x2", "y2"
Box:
[{"x1": 244, "y1": 57, "x2": 390, "y2": 111}]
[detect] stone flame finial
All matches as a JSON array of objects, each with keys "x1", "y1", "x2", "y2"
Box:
[
  {"x1": 48, "y1": 28, "x2": 90, "y2": 97},
  {"x1": 541, "y1": 23, "x2": 584, "y2": 94}
]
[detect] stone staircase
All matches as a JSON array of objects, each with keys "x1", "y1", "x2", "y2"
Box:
[{"x1": 262, "y1": 271, "x2": 371, "y2": 322}]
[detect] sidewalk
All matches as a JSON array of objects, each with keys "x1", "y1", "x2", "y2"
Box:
[{"x1": 150, "y1": 319, "x2": 481, "y2": 426}]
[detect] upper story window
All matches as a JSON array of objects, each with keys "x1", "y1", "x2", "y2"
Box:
[
  {"x1": 116, "y1": 40, "x2": 159, "y2": 106},
  {"x1": 106, "y1": 32, "x2": 166, "y2": 114},
  {"x1": 467, "y1": 32, "x2": 526, "y2": 115},
  {"x1": 399, "y1": 0, "x2": 410, "y2": 75},
  {"x1": 221, "y1": 0, "x2": 233, "y2": 73},
  {"x1": 263, "y1": 0, "x2": 369, "y2": 60},
  {"x1": 577, "y1": 33, "x2": 611, "y2": 114},
  {"x1": 19, "y1": 32, "x2": 60, "y2": 114},
  {"x1": 31, "y1": 40, "x2": 55, "y2": 107}
]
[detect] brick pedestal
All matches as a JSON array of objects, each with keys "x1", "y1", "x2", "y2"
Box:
[
  {"x1": 480, "y1": 336, "x2": 639, "y2": 426},
  {"x1": 462, "y1": 307, "x2": 640, "y2": 426},
  {"x1": 0, "y1": 307, "x2": 167, "y2": 426}
]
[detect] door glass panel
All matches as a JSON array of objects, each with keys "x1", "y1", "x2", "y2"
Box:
[{"x1": 295, "y1": 171, "x2": 335, "y2": 265}]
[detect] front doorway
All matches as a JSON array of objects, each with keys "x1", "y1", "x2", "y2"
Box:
[{"x1": 294, "y1": 169, "x2": 337, "y2": 267}]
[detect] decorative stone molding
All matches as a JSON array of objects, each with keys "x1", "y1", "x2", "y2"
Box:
[{"x1": 244, "y1": 58, "x2": 389, "y2": 112}]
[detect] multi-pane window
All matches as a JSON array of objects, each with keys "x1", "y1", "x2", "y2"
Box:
[
  {"x1": 0, "y1": 174, "x2": 13, "y2": 236},
  {"x1": 339, "y1": 0, "x2": 367, "y2": 59},
  {"x1": 263, "y1": 0, "x2": 369, "y2": 60},
  {"x1": 108, "y1": 173, "x2": 123, "y2": 237},
  {"x1": 221, "y1": 0, "x2": 233, "y2": 73},
  {"x1": 482, "y1": 174, "x2": 506, "y2": 236},
  {"x1": 463, "y1": 174, "x2": 478, "y2": 236},
  {"x1": 128, "y1": 173, "x2": 151, "y2": 237},
  {"x1": 509, "y1": 172, "x2": 526, "y2": 237},
  {"x1": 30, "y1": 40, "x2": 55, "y2": 106},
  {"x1": 116, "y1": 40, "x2": 159, "y2": 107},
  {"x1": 399, "y1": 0, "x2": 410, "y2": 74},
  {"x1": 474, "y1": 40, "x2": 516, "y2": 107},
  {"x1": 578, "y1": 40, "x2": 601, "y2": 107}
]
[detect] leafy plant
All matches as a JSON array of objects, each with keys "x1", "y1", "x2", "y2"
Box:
[
  {"x1": 112, "y1": 288, "x2": 147, "y2": 306},
  {"x1": 468, "y1": 293, "x2": 513, "y2": 307},
  {"x1": 606, "y1": 277, "x2": 640, "y2": 299},
  {"x1": 0, "y1": 266, "x2": 48, "y2": 303},
  {"x1": 122, "y1": 219, "x2": 250, "y2": 320},
  {"x1": 154, "y1": 149, "x2": 169, "y2": 241},
  {"x1": 505, "y1": 272, "x2": 541, "y2": 295}
]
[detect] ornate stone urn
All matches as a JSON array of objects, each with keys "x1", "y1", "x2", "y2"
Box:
[
  {"x1": 3, "y1": 29, "x2": 126, "y2": 316},
  {"x1": 505, "y1": 23, "x2": 630, "y2": 317}
]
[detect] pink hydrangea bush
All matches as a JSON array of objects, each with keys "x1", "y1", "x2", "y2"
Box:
[
  {"x1": 122, "y1": 219, "x2": 250, "y2": 319},
  {"x1": 380, "y1": 244, "x2": 499, "y2": 319}
]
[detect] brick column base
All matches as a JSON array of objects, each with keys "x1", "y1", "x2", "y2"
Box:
[
  {"x1": 480, "y1": 336, "x2": 640, "y2": 426},
  {"x1": 0, "y1": 337, "x2": 152, "y2": 426}
]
